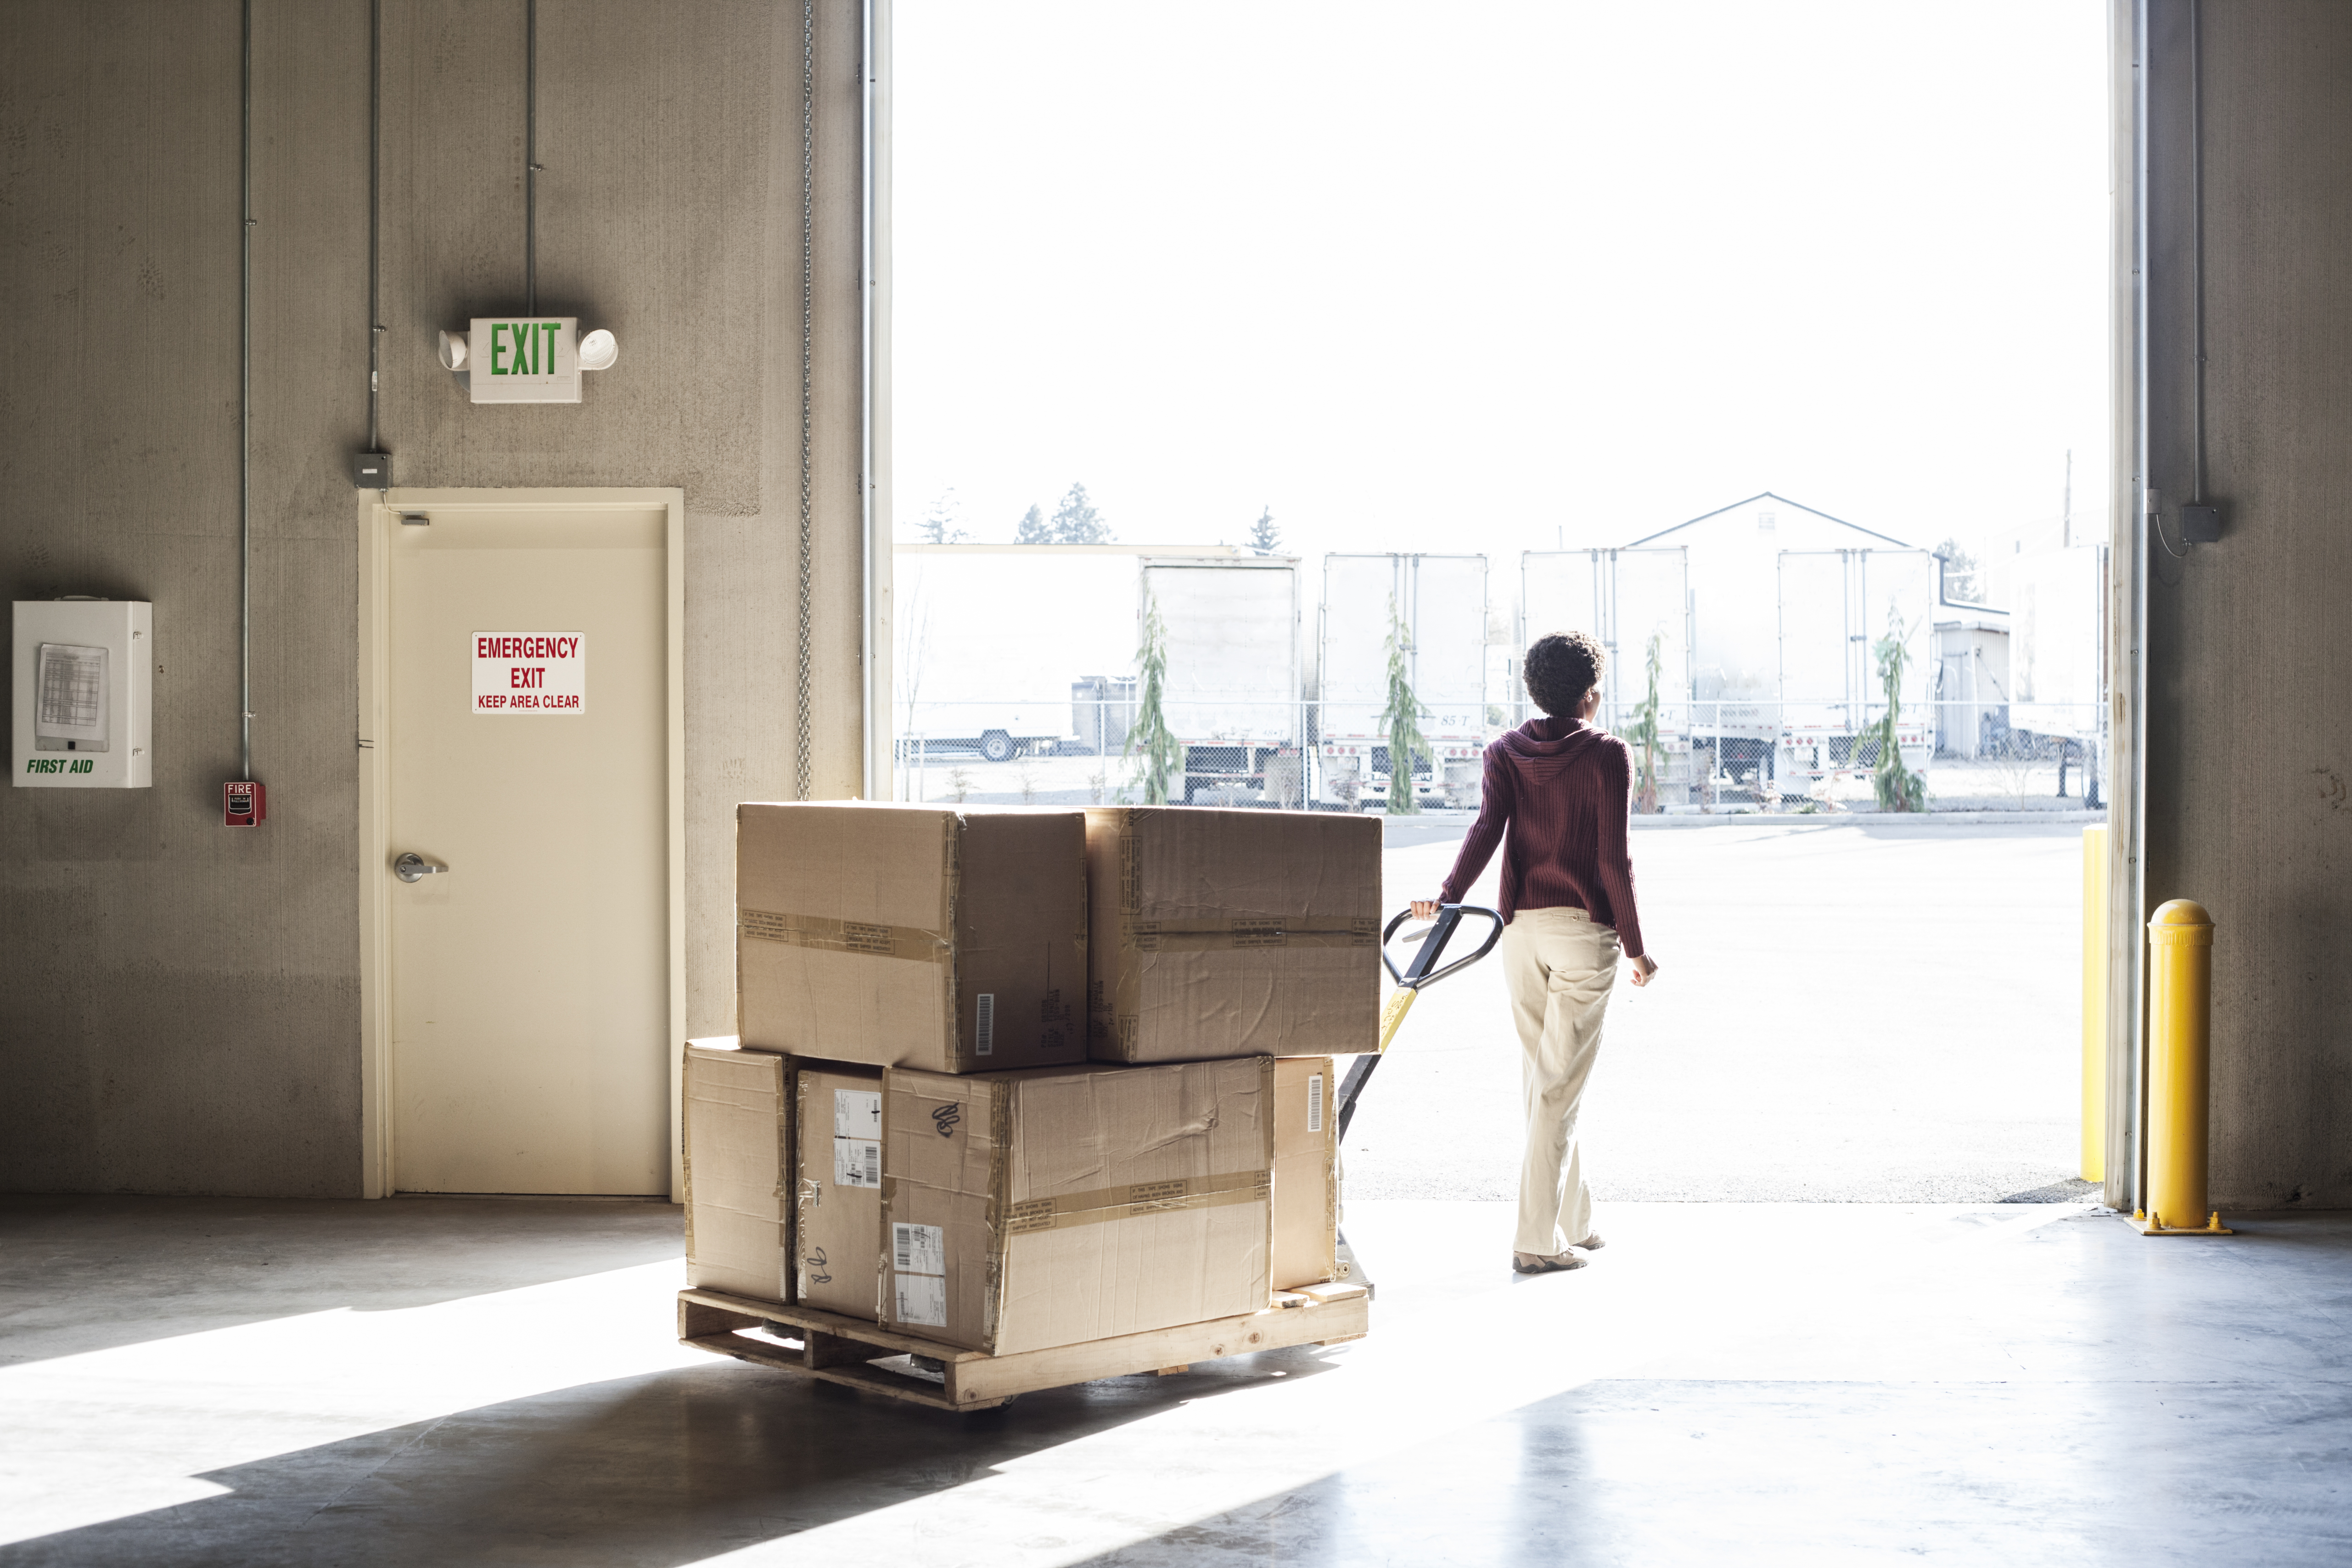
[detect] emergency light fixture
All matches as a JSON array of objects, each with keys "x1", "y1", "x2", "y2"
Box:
[{"x1": 438, "y1": 318, "x2": 617, "y2": 404}]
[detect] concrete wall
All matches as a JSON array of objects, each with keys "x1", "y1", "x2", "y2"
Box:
[
  {"x1": 0, "y1": 0, "x2": 870, "y2": 1196},
  {"x1": 2139, "y1": 1, "x2": 2352, "y2": 1208}
]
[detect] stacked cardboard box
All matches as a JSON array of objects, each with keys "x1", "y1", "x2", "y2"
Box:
[
  {"x1": 682, "y1": 801, "x2": 1367, "y2": 1361},
  {"x1": 682, "y1": 1039, "x2": 790, "y2": 1302},
  {"x1": 1083, "y1": 807, "x2": 1381, "y2": 1062},
  {"x1": 736, "y1": 803, "x2": 1086, "y2": 1072}
]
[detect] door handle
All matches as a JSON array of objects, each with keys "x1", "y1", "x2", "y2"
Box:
[{"x1": 394, "y1": 852, "x2": 449, "y2": 883}]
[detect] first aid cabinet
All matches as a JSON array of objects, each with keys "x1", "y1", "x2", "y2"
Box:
[{"x1": 12, "y1": 599, "x2": 153, "y2": 789}]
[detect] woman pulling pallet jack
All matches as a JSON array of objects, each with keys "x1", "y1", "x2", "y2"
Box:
[{"x1": 1338, "y1": 630, "x2": 1658, "y2": 1285}]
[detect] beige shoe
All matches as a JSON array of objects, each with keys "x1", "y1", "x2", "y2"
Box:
[
  {"x1": 1512, "y1": 1250, "x2": 1589, "y2": 1275},
  {"x1": 1574, "y1": 1231, "x2": 1605, "y2": 1252}
]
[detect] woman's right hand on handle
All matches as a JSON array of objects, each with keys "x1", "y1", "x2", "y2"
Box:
[
  {"x1": 1410, "y1": 898, "x2": 1442, "y2": 922},
  {"x1": 1628, "y1": 954, "x2": 1659, "y2": 988}
]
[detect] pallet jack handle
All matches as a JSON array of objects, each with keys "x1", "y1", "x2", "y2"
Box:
[
  {"x1": 1328, "y1": 904, "x2": 1503, "y2": 1297},
  {"x1": 1336, "y1": 904, "x2": 1503, "y2": 1142},
  {"x1": 1379, "y1": 904, "x2": 1505, "y2": 993}
]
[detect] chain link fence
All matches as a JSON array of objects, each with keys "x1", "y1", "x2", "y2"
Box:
[{"x1": 894, "y1": 696, "x2": 2107, "y2": 812}]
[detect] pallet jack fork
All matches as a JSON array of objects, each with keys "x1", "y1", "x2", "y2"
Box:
[{"x1": 1330, "y1": 903, "x2": 1504, "y2": 1298}]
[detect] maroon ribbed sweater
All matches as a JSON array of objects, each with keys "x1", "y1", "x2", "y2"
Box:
[{"x1": 1436, "y1": 717, "x2": 1646, "y2": 958}]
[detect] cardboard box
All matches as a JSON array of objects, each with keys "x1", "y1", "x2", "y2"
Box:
[
  {"x1": 1272, "y1": 1056, "x2": 1340, "y2": 1290},
  {"x1": 738, "y1": 803, "x2": 1088, "y2": 1074},
  {"x1": 794, "y1": 1061, "x2": 886, "y2": 1317},
  {"x1": 880, "y1": 1057, "x2": 1274, "y2": 1355},
  {"x1": 1084, "y1": 807, "x2": 1381, "y2": 1063},
  {"x1": 683, "y1": 1039, "x2": 791, "y2": 1304}
]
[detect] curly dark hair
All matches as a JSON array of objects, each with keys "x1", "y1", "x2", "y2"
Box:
[{"x1": 1523, "y1": 630, "x2": 1605, "y2": 718}]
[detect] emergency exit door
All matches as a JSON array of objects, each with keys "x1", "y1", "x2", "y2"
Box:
[{"x1": 373, "y1": 495, "x2": 680, "y2": 1196}]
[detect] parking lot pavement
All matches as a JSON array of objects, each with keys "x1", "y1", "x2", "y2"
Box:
[{"x1": 1356, "y1": 818, "x2": 2093, "y2": 1204}]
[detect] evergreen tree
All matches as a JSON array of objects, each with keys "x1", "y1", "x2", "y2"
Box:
[
  {"x1": 1864, "y1": 608, "x2": 1928, "y2": 812},
  {"x1": 1014, "y1": 503, "x2": 1050, "y2": 544},
  {"x1": 1380, "y1": 595, "x2": 1430, "y2": 816},
  {"x1": 1247, "y1": 506, "x2": 1280, "y2": 553},
  {"x1": 1050, "y1": 483, "x2": 1113, "y2": 545},
  {"x1": 1625, "y1": 629, "x2": 1665, "y2": 813},
  {"x1": 1124, "y1": 594, "x2": 1179, "y2": 804},
  {"x1": 917, "y1": 489, "x2": 967, "y2": 544}
]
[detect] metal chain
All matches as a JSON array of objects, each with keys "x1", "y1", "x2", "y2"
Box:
[{"x1": 796, "y1": 0, "x2": 816, "y2": 799}]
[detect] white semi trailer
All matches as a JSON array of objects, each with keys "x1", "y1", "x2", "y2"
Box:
[
  {"x1": 1316, "y1": 554, "x2": 1487, "y2": 810},
  {"x1": 1519, "y1": 547, "x2": 1693, "y2": 801},
  {"x1": 1775, "y1": 547, "x2": 1937, "y2": 789},
  {"x1": 1996, "y1": 544, "x2": 2106, "y2": 742},
  {"x1": 1519, "y1": 547, "x2": 1692, "y2": 730},
  {"x1": 894, "y1": 544, "x2": 1252, "y2": 764},
  {"x1": 1137, "y1": 555, "x2": 1307, "y2": 805},
  {"x1": 1990, "y1": 542, "x2": 2107, "y2": 801}
]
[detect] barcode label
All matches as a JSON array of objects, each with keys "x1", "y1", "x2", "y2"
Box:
[
  {"x1": 834, "y1": 1137, "x2": 881, "y2": 1188},
  {"x1": 975, "y1": 993, "x2": 995, "y2": 1056},
  {"x1": 892, "y1": 1222, "x2": 945, "y2": 1276},
  {"x1": 1308, "y1": 1073, "x2": 1325, "y2": 1134},
  {"x1": 834, "y1": 1088, "x2": 881, "y2": 1138}
]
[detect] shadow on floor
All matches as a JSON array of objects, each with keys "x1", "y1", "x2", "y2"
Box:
[
  {"x1": 0, "y1": 1195, "x2": 684, "y2": 1365},
  {"x1": 1042, "y1": 1370, "x2": 2352, "y2": 1568},
  {"x1": 1998, "y1": 1177, "x2": 2101, "y2": 1203},
  {"x1": 1, "y1": 1340, "x2": 1347, "y2": 1568}
]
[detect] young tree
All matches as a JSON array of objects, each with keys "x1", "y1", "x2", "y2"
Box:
[
  {"x1": 1247, "y1": 506, "x2": 1280, "y2": 554},
  {"x1": 1123, "y1": 593, "x2": 1179, "y2": 804},
  {"x1": 1050, "y1": 483, "x2": 1113, "y2": 545},
  {"x1": 1864, "y1": 607, "x2": 1928, "y2": 812},
  {"x1": 1014, "y1": 503, "x2": 1051, "y2": 544},
  {"x1": 1380, "y1": 595, "x2": 1431, "y2": 816},
  {"x1": 1624, "y1": 629, "x2": 1666, "y2": 813},
  {"x1": 1933, "y1": 538, "x2": 1981, "y2": 603}
]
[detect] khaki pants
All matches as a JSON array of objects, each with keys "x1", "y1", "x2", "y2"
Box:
[{"x1": 1501, "y1": 906, "x2": 1622, "y2": 1254}]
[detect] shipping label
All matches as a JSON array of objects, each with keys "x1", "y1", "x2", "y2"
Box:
[
  {"x1": 833, "y1": 1137, "x2": 881, "y2": 1188},
  {"x1": 893, "y1": 1272, "x2": 947, "y2": 1328},
  {"x1": 890, "y1": 1221, "x2": 948, "y2": 1327},
  {"x1": 831, "y1": 1089, "x2": 882, "y2": 1188},
  {"x1": 834, "y1": 1088, "x2": 882, "y2": 1138},
  {"x1": 892, "y1": 1222, "x2": 945, "y2": 1277}
]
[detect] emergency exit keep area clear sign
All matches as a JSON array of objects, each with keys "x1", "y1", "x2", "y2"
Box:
[{"x1": 471, "y1": 632, "x2": 585, "y2": 714}]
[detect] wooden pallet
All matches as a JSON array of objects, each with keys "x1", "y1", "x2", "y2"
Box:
[{"x1": 677, "y1": 1283, "x2": 1371, "y2": 1412}]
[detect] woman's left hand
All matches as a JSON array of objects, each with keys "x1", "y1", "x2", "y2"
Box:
[{"x1": 1409, "y1": 899, "x2": 1442, "y2": 922}]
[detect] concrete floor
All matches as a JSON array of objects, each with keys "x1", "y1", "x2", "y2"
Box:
[
  {"x1": 1364, "y1": 816, "x2": 2097, "y2": 1204},
  {"x1": 3, "y1": 1194, "x2": 2346, "y2": 1566}
]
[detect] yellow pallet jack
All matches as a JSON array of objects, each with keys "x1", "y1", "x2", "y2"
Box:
[{"x1": 1330, "y1": 902, "x2": 1505, "y2": 1298}]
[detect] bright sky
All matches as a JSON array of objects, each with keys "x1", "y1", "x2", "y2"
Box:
[{"x1": 893, "y1": 1, "x2": 2111, "y2": 570}]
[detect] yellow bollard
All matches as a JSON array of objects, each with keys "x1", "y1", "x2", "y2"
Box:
[
  {"x1": 2133, "y1": 899, "x2": 2232, "y2": 1236},
  {"x1": 2081, "y1": 826, "x2": 2108, "y2": 1181}
]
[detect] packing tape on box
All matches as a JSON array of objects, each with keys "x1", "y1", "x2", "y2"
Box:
[
  {"x1": 740, "y1": 909, "x2": 951, "y2": 963},
  {"x1": 1003, "y1": 1169, "x2": 1272, "y2": 1235},
  {"x1": 1119, "y1": 917, "x2": 1378, "y2": 953}
]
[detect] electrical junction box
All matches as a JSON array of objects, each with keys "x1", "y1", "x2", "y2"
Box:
[{"x1": 12, "y1": 599, "x2": 153, "y2": 789}]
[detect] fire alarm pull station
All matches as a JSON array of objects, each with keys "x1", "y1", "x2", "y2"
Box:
[
  {"x1": 11, "y1": 599, "x2": 153, "y2": 789},
  {"x1": 224, "y1": 780, "x2": 267, "y2": 828}
]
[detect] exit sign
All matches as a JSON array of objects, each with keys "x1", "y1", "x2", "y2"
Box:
[{"x1": 468, "y1": 317, "x2": 578, "y2": 404}]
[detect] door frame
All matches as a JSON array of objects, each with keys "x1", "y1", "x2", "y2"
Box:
[{"x1": 357, "y1": 487, "x2": 687, "y2": 1201}]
